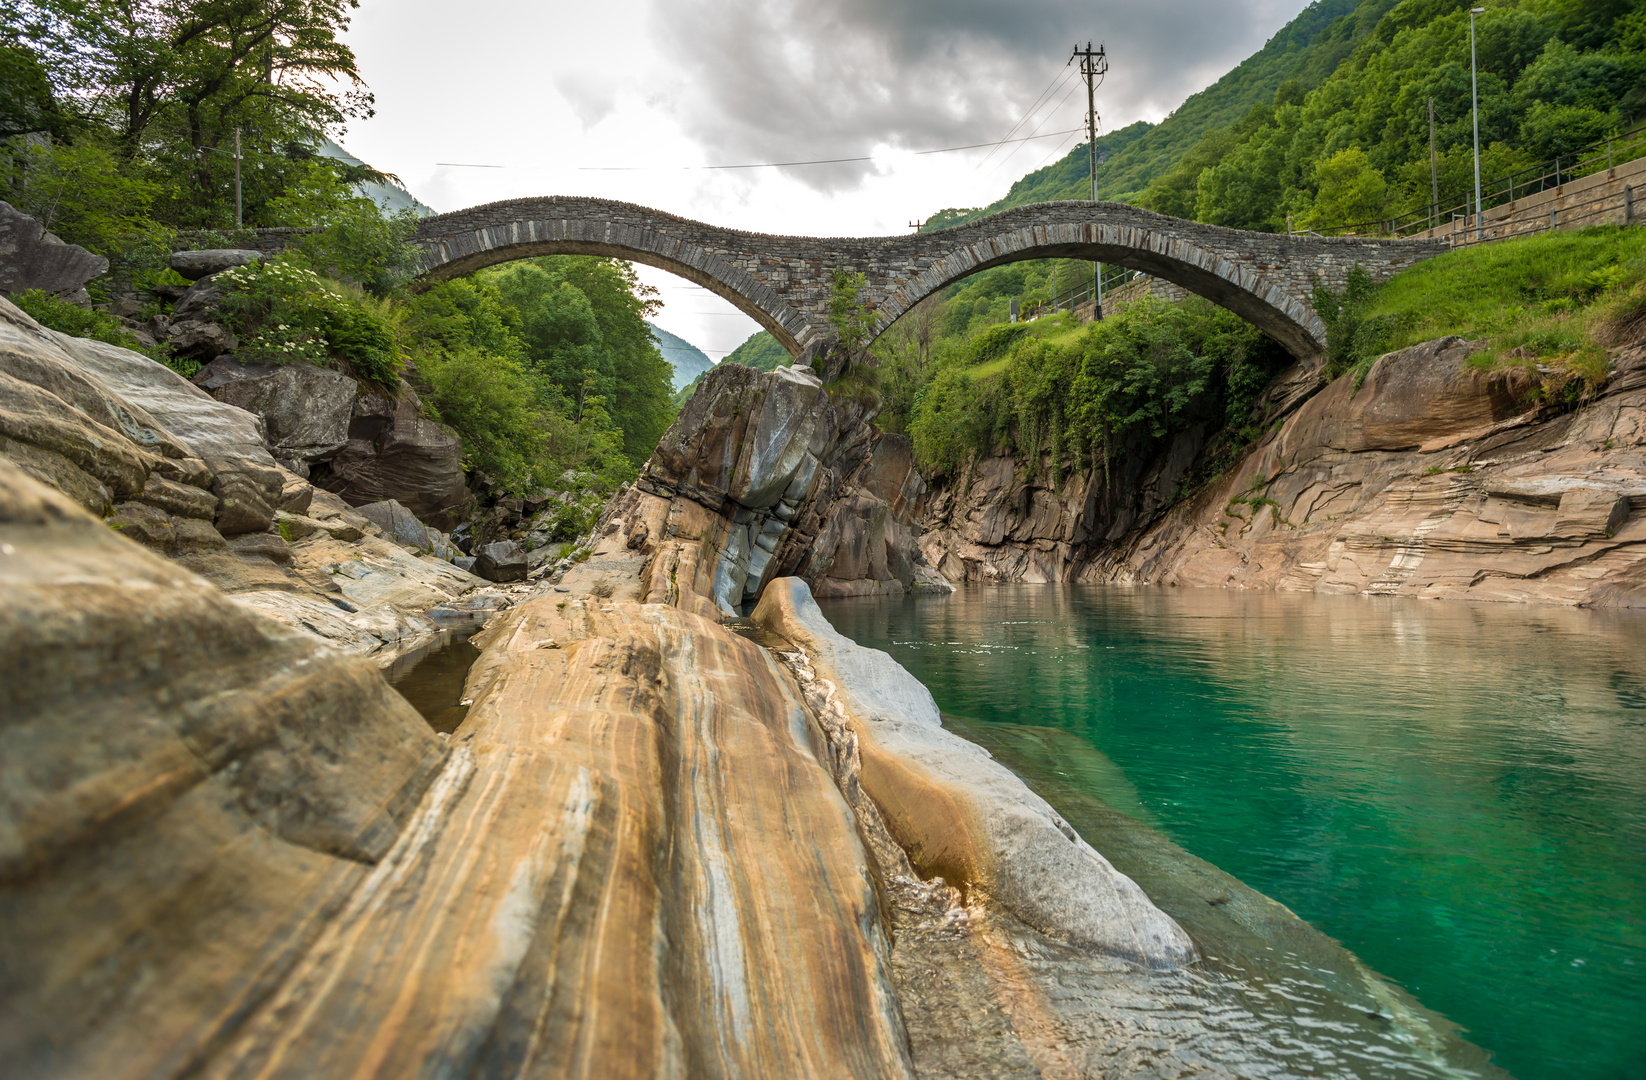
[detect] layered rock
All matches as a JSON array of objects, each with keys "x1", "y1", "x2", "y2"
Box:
[
  {"x1": 0, "y1": 297, "x2": 487, "y2": 659},
  {"x1": 0, "y1": 460, "x2": 448, "y2": 1080},
  {"x1": 1090, "y1": 338, "x2": 1646, "y2": 605},
  {"x1": 612, "y1": 361, "x2": 945, "y2": 614},
  {"x1": 923, "y1": 337, "x2": 1646, "y2": 607},
  {"x1": 311, "y1": 384, "x2": 470, "y2": 529}
]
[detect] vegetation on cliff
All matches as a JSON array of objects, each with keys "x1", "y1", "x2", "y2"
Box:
[
  {"x1": 905, "y1": 300, "x2": 1290, "y2": 479},
  {"x1": 1317, "y1": 224, "x2": 1646, "y2": 398}
]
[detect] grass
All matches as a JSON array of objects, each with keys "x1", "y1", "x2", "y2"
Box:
[{"x1": 1362, "y1": 226, "x2": 1646, "y2": 403}]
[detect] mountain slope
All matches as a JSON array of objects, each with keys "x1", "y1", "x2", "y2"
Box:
[
  {"x1": 647, "y1": 322, "x2": 715, "y2": 392},
  {"x1": 924, "y1": 0, "x2": 1386, "y2": 230}
]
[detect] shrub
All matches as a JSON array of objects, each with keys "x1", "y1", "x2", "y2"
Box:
[
  {"x1": 8, "y1": 289, "x2": 195, "y2": 376},
  {"x1": 215, "y1": 259, "x2": 400, "y2": 385}
]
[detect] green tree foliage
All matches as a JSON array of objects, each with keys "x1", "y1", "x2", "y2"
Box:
[
  {"x1": 5, "y1": 0, "x2": 373, "y2": 228},
  {"x1": 262, "y1": 160, "x2": 420, "y2": 296},
  {"x1": 1304, "y1": 147, "x2": 1390, "y2": 228},
  {"x1": 401, "y1": 277, "x2": 638, "y2": 494},
  {"x1": 829, "y1": 268, "x2": 876, "y2": 352},
  {"x1": 908, "y1": 298, "x2": 1288, "y2": 479},
  {"x1": 481, "y1": 257, "x2": 675, "y2": 467},
  {"x1": 1185, "y1": 0, "x2": 1644, "y2": 232}
]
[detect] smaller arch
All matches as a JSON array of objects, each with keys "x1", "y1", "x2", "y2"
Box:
[
  {"x1": 410, "y1": 201, "x2": 821, "y2": 353},
  {"x1": 864, "y1": 205, "x2": 1331, "y2": 360}
]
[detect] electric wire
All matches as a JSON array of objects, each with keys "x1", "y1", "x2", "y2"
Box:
[
  {"x1": 971, "y1": 65, "x2": 1079, "y2": 173},
  {"x1": 572, "y1": 127, "x2": 1083, "y2": 171},
  {"x1": 986, "y1": 77, "x2": 1085, "y2": 178}
]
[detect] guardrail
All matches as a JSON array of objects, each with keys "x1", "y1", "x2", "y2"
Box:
[{"x1": 1310, "y1": 121, "x2": 1646, "y2": 240}]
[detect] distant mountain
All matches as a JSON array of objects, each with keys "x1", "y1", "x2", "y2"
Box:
[
  {"x1": 721, "y1": 331, "x2": 790, "y2": 372},
  {"x1": 648, "y1": 322, "x2": 715, "y2": 393},
  {"x1": 319, "y1": 140, "x2": 437, "y2": 216},
  {"x1": 673, "y1": 329, "x2": 791, "y2": 405}
]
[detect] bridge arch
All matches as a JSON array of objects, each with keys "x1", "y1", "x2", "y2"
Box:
[
  {"x1": 867, "y1": 204, "x2": 1331, "y2": 360},
  {"x1": 410, "y1": 198, "x2": 818, "y2": 353},
  {"x1": 411, "y1": 197, "x2": 1445, "y2": 364}
]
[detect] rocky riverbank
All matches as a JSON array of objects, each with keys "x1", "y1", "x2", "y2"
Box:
[{"x1": 921, "y1": 338, "x2": 1646, "y2": 606}]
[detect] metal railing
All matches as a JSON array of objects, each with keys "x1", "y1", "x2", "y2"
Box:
[
  {"x1": 1440, "y1": 180, "x2": 1637, "y2": 248},
  {"x1": 1308, "y1": 120, "x2": 1646, "y2": 240}
]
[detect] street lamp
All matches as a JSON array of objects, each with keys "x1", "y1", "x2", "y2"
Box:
[{"x1": 1470, "y1": 7, "x2": 1485, "y2": 241}]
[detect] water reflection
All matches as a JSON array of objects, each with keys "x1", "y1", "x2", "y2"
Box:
[
  {"x1": 387, "y1": 632, "x2": 482, "y2": 733},
  {"x1": 821, "y1": 586, "x2": 1646, "y2": 1080}
]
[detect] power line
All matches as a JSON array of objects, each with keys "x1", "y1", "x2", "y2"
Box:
[
  {"x1": 574, "y1": 127, "x2": 1083, "y2": 172},
  {"x1": 973, "y1": 65, "x2": 1079, "y2": 173},
  {"x1": 985, "y1": 78, "x2": 1085, "y2": 178}
]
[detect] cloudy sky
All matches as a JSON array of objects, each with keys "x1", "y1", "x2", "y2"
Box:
[{"x1": 338, "y1": 0, "x2": 1308, "y2": 359}]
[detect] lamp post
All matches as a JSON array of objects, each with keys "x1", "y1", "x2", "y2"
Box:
[{"x1": 1470, "y1": 7, "x2": 1485, "y2": 241}]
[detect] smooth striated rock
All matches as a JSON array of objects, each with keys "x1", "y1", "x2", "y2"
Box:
[
  {"x1": 194, "y1": 358, "x2": 356, "y2": 474},
  {"x1": 0, "y1": 459, "x2": 448, "y2": 1080},
  {"x1": 191, "y1": 594, "x2": 914, "y2": 1079},
  {"x1": 170, "y1": 248, "x2": 262, "y2": 281},
  {"x1": 752, "y1": 577, "x2": 1197, "y2": 969},
  {"x1": 0, "y1": 200, "x2": 107, "y2": 297}
]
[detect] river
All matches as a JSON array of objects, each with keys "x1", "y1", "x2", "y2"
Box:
[{"x1": 819, "y1": 585, "x2": 1646, "y2": 1080}]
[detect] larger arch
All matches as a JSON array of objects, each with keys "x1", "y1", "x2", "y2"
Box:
[{"x1": 411, "y1": 197, "x2": 1447, "y2": 362}]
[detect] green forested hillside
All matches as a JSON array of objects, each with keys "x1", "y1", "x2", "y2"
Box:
[
  {"x1": 1185, "y1": 0, "x2": 1643, "y2": 232},
  {"x1": 924, "y1": 0, "x2": 1382, "y2": 230}
]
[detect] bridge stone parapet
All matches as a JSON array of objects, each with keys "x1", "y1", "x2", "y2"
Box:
[{"x1": 411, "y1": 197, "x2": 1447, "y2": 362}]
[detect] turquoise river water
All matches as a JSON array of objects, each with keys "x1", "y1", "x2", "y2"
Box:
[{"x1": 818, "y1": 585, "x2": 1646, "y2": 1080}]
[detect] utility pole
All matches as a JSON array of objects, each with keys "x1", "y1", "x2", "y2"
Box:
[
  {"x1": 1071, "y1": 41, "x2": 1107, "y2": 319},
  {"x1": 1428, "y1": 97, "x2": 1440, "y2": 231},
  {"x1": 1469, "y1": 8, "x2": 1485, "y2": 241},
  {"x1": 234, "y1": 125, "x2": 243, "y2": 228}
]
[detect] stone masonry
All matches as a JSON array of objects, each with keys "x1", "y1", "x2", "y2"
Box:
[{"x1": 410, "y1": 198, "x2": 1447, "y2": 361}]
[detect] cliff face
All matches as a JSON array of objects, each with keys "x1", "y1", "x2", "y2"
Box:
[
  {"x1": 619, "y1": 360, "x2": 946, "y2": 613},
  {"x1": 922, "y1": 338, "x2": 1646, "y2": 607}
]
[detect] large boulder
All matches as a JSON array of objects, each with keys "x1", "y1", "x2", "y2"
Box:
[
  {"x1": 625, "y1": 362, "x2": 931, "y2": 611},
  {"x1": 315, "y1": 386, "x2": 471, "y2": 529},
  {"x1": 473, "y1": 539, "x2": 527, "y2": 583},
  {"x1": 194, "y1": 357, "x2": 356, "y2": 474},
  {"x1": 170, "y1": 248, "x2": 262, "y2": 281},
  {"x1": 0, "y1": 201, "x2": 107, "y2": 298}
]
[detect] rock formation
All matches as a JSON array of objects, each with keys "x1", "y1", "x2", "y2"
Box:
[
  {"x1": 0, "y1": 201, "x2": 108, "y2": 300},
  {"x1": 922, "y1": 337, "x2": 1646, "y2": 606},
  {"x1": 5, "y1": 315, "x2": 1494, "y2": 1078},
  {"x1": 615, "y1": 361, "x2": 947, "y2": 613},
  {"x1": 0, "y1": 296, "x2": 489, "y2": 659}
]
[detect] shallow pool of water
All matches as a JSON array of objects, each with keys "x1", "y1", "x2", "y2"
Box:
[
  {"x1": 387, "y1": 633, "x2": 481, "y2": 733},
  {"x1": 819, "y1": 586, "x2": 1646, "y2": 1080}
]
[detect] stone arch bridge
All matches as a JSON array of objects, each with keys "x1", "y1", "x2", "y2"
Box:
[{"x1": 411, "y1": 197, "x2": 1446, "y2": 362}]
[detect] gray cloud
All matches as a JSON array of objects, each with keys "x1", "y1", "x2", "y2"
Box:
[{"x1": 567, "y1": 0, "x2": 1307, "y2": 192}]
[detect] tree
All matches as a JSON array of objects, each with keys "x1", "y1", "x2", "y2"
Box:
[
  {"x1": 1305, "y1": 147, "x2": 1388, "y2": 230},
  {"x1": 8, "y1": 0, "x2": 373, "y2": 226}
]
